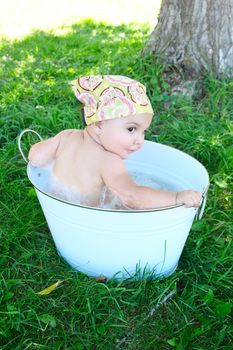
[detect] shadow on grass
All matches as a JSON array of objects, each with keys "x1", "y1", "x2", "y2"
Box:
[{"x1": 0, "y1": 19, "x2": 150, "y2": 144}]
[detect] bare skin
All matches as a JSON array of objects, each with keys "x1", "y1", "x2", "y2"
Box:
[{"x1": 29, "y1": 113, "x2": 202, "y2": 209}]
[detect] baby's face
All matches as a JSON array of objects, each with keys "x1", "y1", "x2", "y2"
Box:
[{"x1": 98, "y1": 113, "x2": 153, "y2": 159}]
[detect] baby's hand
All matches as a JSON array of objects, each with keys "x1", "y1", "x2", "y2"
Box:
[{"x1": 176, "y1": 190, "x2": 202, "y2": 208}]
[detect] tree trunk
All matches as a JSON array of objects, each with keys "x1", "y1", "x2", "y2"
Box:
[{"x1": 143, "y1": 0, "x2": 233, "y2": 78}]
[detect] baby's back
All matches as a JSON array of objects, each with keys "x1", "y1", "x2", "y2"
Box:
[{"x1": 51, "y1": 130, "x2": 104, "y2": 206}]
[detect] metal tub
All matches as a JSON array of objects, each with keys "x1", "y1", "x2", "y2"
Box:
[{"x1": 19, "y1": 131, "x2": 209, "y2": 279}]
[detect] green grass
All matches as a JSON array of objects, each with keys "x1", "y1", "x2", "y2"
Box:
[{"x1": 0, "y1": 20, "x2": 232, "y2": 349}]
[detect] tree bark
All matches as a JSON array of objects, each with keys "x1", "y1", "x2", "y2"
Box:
[{"x1": 143, "y1": 0, "x2": 233, "y2": 78}]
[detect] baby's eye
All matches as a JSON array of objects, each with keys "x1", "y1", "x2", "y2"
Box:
[{"x1": 127, "y1": 127, "x2": 136, "y2": 133}]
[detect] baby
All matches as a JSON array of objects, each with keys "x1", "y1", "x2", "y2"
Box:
[{"x1": 29, "y1": 75, "x2": 202, "y2": 209}]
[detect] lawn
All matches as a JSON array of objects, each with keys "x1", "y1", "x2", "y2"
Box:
[{"x1": 0, "y1": 5, "x2": 232, "y2": 350}]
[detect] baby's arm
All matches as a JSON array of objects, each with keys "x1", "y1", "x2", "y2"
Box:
[
  {"x1": 28, "y1": 130, "x2": 71, "y2": 167},
  {"x1": 101, "y1": 155, "x2": 202, "y2": 209}
]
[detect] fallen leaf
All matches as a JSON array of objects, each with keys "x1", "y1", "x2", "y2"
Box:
[{"x1": 37, "y1": 280, "x2": 63, "y2": 295}]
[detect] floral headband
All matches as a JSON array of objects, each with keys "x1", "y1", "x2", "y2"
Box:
[{"x1": 70, "y1": 75, "x2": 154, "y2": 125}]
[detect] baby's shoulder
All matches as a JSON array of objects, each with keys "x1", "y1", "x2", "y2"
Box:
[{"x1": 100, "y1": 150, "x2": 123, "y2": 168}]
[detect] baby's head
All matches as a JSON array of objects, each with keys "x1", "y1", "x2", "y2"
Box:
[
  {"x1": 70, "y1": 75, "x2": 153, "y2": 126},
  {"x1": 71, "y1": 75, "x2": 154, "y2": 158}
]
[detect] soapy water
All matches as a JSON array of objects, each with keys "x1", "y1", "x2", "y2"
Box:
[
  {"x1": 130, "y1": 171, "x2": 177, "y2": 192},
  {"x1": 29, "y1": 163, "x2": 178, "y2": 210}
]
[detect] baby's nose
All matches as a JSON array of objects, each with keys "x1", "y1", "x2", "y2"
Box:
[{"x1": 135, "y1": 134, "x2": 144, "y2": 146}]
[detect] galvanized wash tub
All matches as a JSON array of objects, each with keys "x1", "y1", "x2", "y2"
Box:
[{"x1": 19, "y1": 130, "x2": 209, "y2": 279}]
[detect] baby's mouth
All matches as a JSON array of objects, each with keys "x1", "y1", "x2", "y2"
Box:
[{"x1": 127, "y1": 148, "x2": 138, "y2": 153}]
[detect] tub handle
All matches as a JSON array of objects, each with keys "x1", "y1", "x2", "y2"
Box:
[
  {"x1": 196, "y1": 186, "x2": 208, "y2": 221},
  {"x1": 18, "y1": 129, "x2": 43, "y2": 163}
]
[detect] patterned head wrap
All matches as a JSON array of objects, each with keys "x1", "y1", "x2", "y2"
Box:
[{"x1": 70, "y1": 75, "x2": 153, "y2": 125}]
